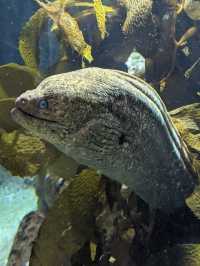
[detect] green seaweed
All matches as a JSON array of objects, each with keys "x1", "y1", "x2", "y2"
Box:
[
  {"x1": 170, "y1": 103, "x2": 200, "y2": 164},
  {"x1": 0, "y1": 98, "x2": 18, "y2": 132},
  {"x1": 0, "y1": 63, "x2": 41, "y2": 134},
  {"x1": 0, "y1": 130, "x2": 50, "y2": 176},
  {"x1": 146, "y1": 244, "x2": 200, "y2": 266},
  {"x1": 29, "y1": 169, "x2": 105, "y2": 266},
  {"x1": 0, "y1": 63, "x2": 41, "y2": 98},
  {"x1": 186, "y1": 185, "x2": 200, "y2": 220},
  {"x1": 19, "y1": 8, "x2": 47, "y2": 69}
]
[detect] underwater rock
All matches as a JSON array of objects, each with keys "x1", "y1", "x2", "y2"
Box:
[
  {"x1": 145, "y1": 244, "x2": 200, "y2": 266},
  {"x1": 11, "y1": 67, "x2": 198, "y2": 211},
  {"x1": 0, "y1": 130, "x2": 49, "y2": 177},
  {"x1": 29, "y1": 169, "x2": 105, "y2": 266},
  {"x1": 0, "y1": 63, "x2": 41, "y2": 98}
]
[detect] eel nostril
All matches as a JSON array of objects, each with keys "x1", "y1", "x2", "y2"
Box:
[{"x1": 15, "y1": 97, "x2": 28, "y2": 108}]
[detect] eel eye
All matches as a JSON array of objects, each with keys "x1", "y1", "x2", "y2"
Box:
[{"x1": 38, "y1": 99, "x2": 48, "y2": 109}]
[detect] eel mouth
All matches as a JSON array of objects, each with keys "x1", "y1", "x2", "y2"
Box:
[{"x1": 11, "y1": 107, "x2": 58, "y2": 124}]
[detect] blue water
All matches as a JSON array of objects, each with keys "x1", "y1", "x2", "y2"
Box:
[{"x1": 0, "y1": 166, "x2": 37, "y2": 266}]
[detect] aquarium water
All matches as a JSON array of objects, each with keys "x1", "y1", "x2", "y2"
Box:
[
  {"x1": 0, "y1": 166, "x2": 37, "y2": 266},
  {"x1": 1, "y1": 0, "x2": 200, "y2": 264}
]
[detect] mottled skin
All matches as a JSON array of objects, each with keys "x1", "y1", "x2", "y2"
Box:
[
  {"x1": 11, "y1": 68, "x2": 197, "y2": 211},
  {"x1": 122, "y1": 0, "x2": 178, "y2": 54},
  {"x1": 121, "y1": 0, "x2": 180, "y2": 82},
  {"x1": 7, "y1": 211, "x2": 45, "y2": 266},
  {"x1": 121, "y1": 0, "x2": 159, "y2": 57}
]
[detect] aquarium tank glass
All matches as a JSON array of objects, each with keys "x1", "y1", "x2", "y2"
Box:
[{"x1": 1, "y1": 0, "x2": 200, "y2": 265}]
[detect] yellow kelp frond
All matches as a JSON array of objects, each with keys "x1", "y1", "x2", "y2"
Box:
[
  {"x1": 34, "y1": 0, "x2": 61, "y2": 23},
  {"x1": 90, "y1": 242, "x2": 97, "y2": 261},
  {"x1": 35, "y1": 0, "x2": 94, "y2": 63},
  {"x1": 0, "y1": 63, "x2": 41, "y2": 98},
  {"x1": 186, "y1": 185, "x2": 200, "y2": 220},
  {"x1": 19, "y1": 8, "x2": 47, "y2": 69},
  {"x1": 59, "y1": 12, "x2": 94, "y2": 62},
  {"x1": 93, "y1": 0, "x2": 107, "y2": 39},
  {"x1": 0, "y1": 130, "x2": 49, "y2": 176},
  {"x1": 82, "y1": 44, "x2": 93, "y2": 63},
  {"x1": 75, "y1": 6, "x2": 116, "y2": 22},
  {"x1": 72, "y1": 2, "x2": 94, "y2": 7},
  {"x1": 103, "y1": 5, "x2": 116, "y2": 13},
  {"x1": 69, "y1": 1, "x2": 116, "y2": 14},
  {"x1": 59, "y1": 0, "x2": 66, "y2": 7}
]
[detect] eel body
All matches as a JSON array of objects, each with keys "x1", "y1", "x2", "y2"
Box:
[{"x1": 11, "y1": 67, "x2": 198, "y2": 211}]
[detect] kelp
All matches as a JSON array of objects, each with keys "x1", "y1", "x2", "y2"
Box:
[
  {"x1": 0, "y1": 130, "x2": 50, "y2": 177},
  {"x1": 21, "y1": 0, "x2": 116, "y2": 68},
  {"x1": 170, "y1": 103, "x2": 200, "y2": 155},
  {"x1": 0, "y1": 98, "x2": 18, "y2": 132},
  {"x1": 0, "y1": 63, "x2": 41, "y2": 98},
  {"x1": 183, "y1": 0, "x2": 200, "y2": 20},
  {"x1": 0, "y1": 63, "x2": 41, "y2": 133},
  {"x1": 29, "y1": 169, "x2": 105, "y2": 266},
  {"x1": 170, "y1": 103, "x2": 200, "y2": 219},
  {"x1": 61, "y1": 0, "x2": 116, "y2": 40},
  {"x1": 58, "y1": 10, "x2": 94, "y2": 62},
  {"x1": 186, "y1": 185, "x2": 200, "y2": 220},
  {"x1": 93, "y1": 0, "x2": 108, "y2": 39},
  {"x1": 35, "y1": 0, "x2": 94, "y2": 63},
  {"x1": 145, "y1": 244, "x2": 200, "y2": 266},
  {"x1": 19, "y1": 8, "x2": 47, "y2": 69}
]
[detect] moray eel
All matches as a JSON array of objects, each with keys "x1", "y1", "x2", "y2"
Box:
[{"x1": 11, "y1": 67, "x2": 198, "y2": 211}]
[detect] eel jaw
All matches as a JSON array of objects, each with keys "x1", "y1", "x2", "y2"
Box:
[
  {"x1": 10, "y1": 107, "x2": 56, "y2": 136},
  {"x1": 11, "y1": 107, "x2": 58, "y2": 125}
]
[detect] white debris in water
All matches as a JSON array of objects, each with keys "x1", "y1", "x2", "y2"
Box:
[
  {"x1": 126, "y1": 50, "x2": 145, "y2": 77},
  {"x1": 0, "y1": 166, "x2": 37, "y2": 266}
]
